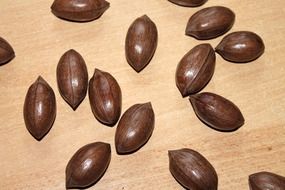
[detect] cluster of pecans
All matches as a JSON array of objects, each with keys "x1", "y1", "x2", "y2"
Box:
[
  {"x1": 0, "y1": 0, "x2": 284, "y2": 189},
  {"x1": 23, "y1": 48, "x2": 155, "y2": 188},
  {"x1": 24, "y1": 0, "x2": 157, "y2": 188}
]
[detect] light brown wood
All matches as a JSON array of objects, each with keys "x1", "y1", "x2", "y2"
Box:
[{"x1": 0, "y1": 0, "x2": 284, "y2": 189}]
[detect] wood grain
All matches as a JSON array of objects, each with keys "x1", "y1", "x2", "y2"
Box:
[{"x1": 0, "y1": 0, "x2": 284, "y2": 189}]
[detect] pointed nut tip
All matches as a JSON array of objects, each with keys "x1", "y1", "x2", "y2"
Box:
[
  {"x1": 115, "y1": 143, "x2": 129, "y2": 154},
  {"x1": 101, "y1": 142, "x2": 111, "y2": 147},
  {"x1": 144, "y1": 102, "x2": 152, "y2": 108},
  {"x1": 11, "y1": 51, "x2": 15, "y2": 56},
  {"x1": 185, "y1": 26, "x2": 195, "y2": 36},
  {"x1": 104, "y1": 0, "x2": 110, "y2": 7},
  {"x1": 70, "y1": 103, "x2": 79, "y2": 111},
  {"x1": 189, "y1": 94, "x2": 197, "y2": 101},
  {"x1": 67, "y1": 49, "x2": 77, "y2": 53},
  {"x1": 115, "y1": 146, "x2": 123, "y2": 154},
  {"x1": 141, "y1": 14, "x2": 149, "y2": 19},
  {"x1": 248, "y1": 174, "x2": 256, "y2": 187},
  {"x1": 34, "y1": 137, "x2": 42, "y2": 141},
  {"x1": 105, "y1": 119, "x2": 117, "y2": 126},
  {"x1": 93, "y1": 68, "x2": 103, "y2": 77},
  {"x1": 37, "y1": 75, "x2": 43, "y2": 80},
  {"x1": 181, "y1": 91, "x2": 188, "y2": 98},
  {"x1": 176, "y1": 84, "x2": 185, "y2": 97},
  {"x1": 133, "y1": 66, "x2": 142, "y2": 72},
  {"x1": 65, "y1": 179, "x2": 73, "y2": 189},
  {"x1": 248, "y1": 173, "x2": 254, "y2": 179},
  {"x1": 215, "y1": 43, "x2": 222, "y2": 52},
  {"x1": 94, "y1": 68, "x2": 103, "y2": 74},
  {"x1": 106, "y1": 143, "x2": 111, "y2": 150},
  {"x1": 66, "y1": 174, "x2": 78, "y2": 189},
  {"x1": 168, "y1": 149, "x2": 178, "y2": 155},
  {"x1": 168, "y1": 150, "x2": 174, "y2": 156},
  {"x1": 50, "y1": 2, "x2": 55, "y2": 10},
  {"x1": 33, "y1": 132, "x2": 45, "y2": 141}
]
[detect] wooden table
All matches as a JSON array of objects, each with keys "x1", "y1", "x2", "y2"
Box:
[{"x1": 0, "y1": 0, "x2": 284, "y2": 189}]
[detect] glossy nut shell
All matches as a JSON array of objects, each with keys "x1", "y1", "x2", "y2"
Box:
[
  {"x1": 186, "y1": 6, "x2": 235, "y2": 40},
  {"x1": 66, "y1": 142, "x2": 111, "y2": 189},
  {"x1": 23, "y1": 76, "x2": 56, "y2": 140},
  {"x1": 89, "y1": 69, "x2": 122, "y2": 126},
  {"x1": 57, "y1": 49, "x2": 88, "y2": 110},
  {"x1": 189, "y1": 92, "x2": 244, "y2": 131},
  {"x1": 168, "y1": 148, "x2": 218, "y2": 190},
  {"x1": 216, "y1": 31, "x2": 265, "y2": 63},
  {"x1": 51, "y1": 0, "x2": 110, "y2": 22},
  {"x1": 125, "y1": 15, "x2": 158, "y2": 72},
  {"x1": 176, "y1": 43, "x2": 215, "y2": 97},
  {"x1": 115, "y1": 102, "x2": 155, "y2": 154}
]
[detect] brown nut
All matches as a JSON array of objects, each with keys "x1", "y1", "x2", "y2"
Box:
[
  {"x1": 23, "y1": 76, "x2": 56, "y2": 140},
  {"x1": 115, "y1": 102, "x2": 155, "y2": 154},
  {"x1": 89, "y1": 69, "x2": 122, "y2": 126},
  {"x1": 168, "y1": 0, "x2": 207, "y2": 7},
  {"x1": 0, "y1": 37, "x2": 15, "y2": 65},
  {"x1": 216, "y1": 31, "x2": 265, "y2": 63},
  {"x1": 57, "y1": 49, "x2": 88, "y2": 110},
  {"x1": 66, "y1": 142, "x2": 111, "y2": 189},
  {"x1": 125, "y1": 15, "x2": 158, "y2": 72},
  {"x1": 189, "y1": 92, "x2": 244, "y2": 131},
  {"x1": 176, "y1": 43, "x2": 215, "y2": 97},
  {"x1": 249, "y1": 171, "x2": 285, "y2": 190},
  {"x1": 168, "y1": 148, "x2": 218, "y2": 190},
  {"x1": 51, "y1": 0, "x2": 110, "y2": 22},
  {"x1": 186, "y1": 6, "x2": 235, "y2": 40}
]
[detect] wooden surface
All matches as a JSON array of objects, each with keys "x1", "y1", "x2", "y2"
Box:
[{"x1": 0, "y1": 0, "x2": 284, "y2": 189}]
